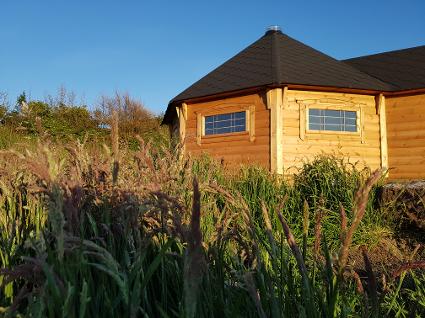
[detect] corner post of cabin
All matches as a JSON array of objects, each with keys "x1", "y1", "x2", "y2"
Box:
[
  {"x1": 176, "y1": 102, "x2": 187, "y2": 146},
  {"x1": 377, "y1": 94, "x2": 388, "y2": 172},
  {"x1": 267, "y1": 87, "x2": 286, "y2": 174}
]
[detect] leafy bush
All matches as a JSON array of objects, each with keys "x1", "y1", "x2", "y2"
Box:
[{"x1": 0, "y1": 91, "x2": 169, "y2": 150}]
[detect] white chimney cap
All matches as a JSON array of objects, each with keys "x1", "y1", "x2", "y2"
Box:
[{"x1": 267, "y1": 25, "x2": 281, "y2": 32}]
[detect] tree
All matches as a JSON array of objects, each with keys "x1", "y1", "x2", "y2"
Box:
[
  {"x1": 95, "y1": 92, "x2": 169, "y2": 148},
  {"x1": 28, "y1": 101, "x2": 50, "y2": 117},
  {"x1": 97, "y1": 92, "x2": 157, "y2": 137},
  {"x1": 45, "y1": 85, "x2": 77, "y2": 108},
  {"x1": 0, "y1": 92, "x2": 8, "y2": 121},
  {"x1": 16, "y1": 91, "x2": 27, "y2": 112},
  {"x1": 3, "y1": 87, "x2": 100, "y2": 140},
  {"x1": 0, "y1": 91, "x2": 8, "y2": 108}
]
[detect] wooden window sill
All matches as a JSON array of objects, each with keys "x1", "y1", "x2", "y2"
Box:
[
  {"x1": 202, "y1": 131, "x2": 249, "y2": 140},
  {"x1": 306, "y1": 130, "x2": 360, "y2": 137}
]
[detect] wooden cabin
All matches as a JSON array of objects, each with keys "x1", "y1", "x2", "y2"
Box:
[{"x1": 162, "y1": 26, "x2": 425, "y2": 180}]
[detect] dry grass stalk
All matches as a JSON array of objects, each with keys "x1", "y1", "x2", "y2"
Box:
[
  {"x1": 313, "y1": 200, "x2": 324, "y2": 262},
  {"x1": 351, "y1": 270, "x2": 364, "y2": 294},
  {"x1": 1, "y1": 256, "x2": 65, "y2": 315},
  {"x1": 206, "y1": 182, "x2": 260, "y2": 263},
  {"x1": 35, "y1": 116, "x2": 43, "y2": 136},
  {"x1": 361, "y1": 246, "x2": 377, "y2": 300},
  {"x1": 189, "y1": 178, "x2": 202, "y2": 251},
  {"x1": 49, "y1": 184, "x2": 65, "y2": 261},
  {"x1": 63, "y1": 184, "x2": 84, "y2": 234},
  {"x1": 339, "y1": 202, "x2": 347, "y2": 242},
  {"x1": 261, "y1": 202, "x2": 277, "y2": 255},
  {"x1": 391, "y1": 261, "x2": 425, "y2": 279},
  {"x1": 206, "y1": 182, "x2": 243, "y2": 210},
  {"x1": 147, "y1": 191, "x2": 186, "y2": 240},
  {"x1": 382, "y1": 274, "x2": 389, "y2": 293},
  {"x1": 303, "y1": 199, "x2": 310, "y2": 237},
  {"x1": 338, "y1": 169, "x2": 383, "y2": 272},
  {"x1": 410, "y1": 244, "x2": 422, "y2": 261},
  {"x1": 244, "y1": 272, "x2": 266, "y2": 318},
  {"x1": 211, "y1": 204, "x2": 234, "y2": 246},
  {"x1": 111, "y1": 110, "x2": 119, "y2": 159},
  {"x1": 239, "y1": 205, "x2": 260, "y2": 267},
  {"x1": 111, "y1": 110, "x2": 119, "y2": 186},
  {"x1": 277, "y1": 211, "x2": 309, "y2": 282},
  {"x1": 184, "y1": 177, "x2": 206, "y2": 318},
  {"x1": 275, "y1": 194, "x2": 288, "y2": 218},
  {"x1": 302, "y1": 199, "x2": 310, "y2": 259}
]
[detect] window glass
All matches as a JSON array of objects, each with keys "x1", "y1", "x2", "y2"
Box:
[
  {"x1": 309, "y1": 108, "x2": 321, "y2": 116},
  {"x1": 204, "y1": 111, "x2": 246, "y2": 135},
  {"x1": 308, "y1": 109, "x2": 357, "y2": 132}
]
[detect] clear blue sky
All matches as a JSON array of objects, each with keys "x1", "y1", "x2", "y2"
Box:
[{"x1": 1, "y1": 0, "x2": 425, "y2": 114}]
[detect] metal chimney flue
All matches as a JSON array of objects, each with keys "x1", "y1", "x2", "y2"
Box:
[{"x1": 266, "y1": 25, "x2": 282, "y2": 35}]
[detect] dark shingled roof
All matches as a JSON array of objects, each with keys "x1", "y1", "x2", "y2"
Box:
[
  {"x1": 343, "y1": 45, "x2": 425, "y2": 90},
  {"x1": 163, "y1": 29, "x2": 395, "y2": 124}
]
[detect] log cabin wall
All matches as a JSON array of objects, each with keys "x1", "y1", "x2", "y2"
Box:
[
  {"x1": 282, "y1": 90, "x2": 382, "y2": 174},
  {"x1": 183, "y1": 93, "x2": 271, "y2": 169},
  {"x1": 386, "y1": 93, "x2": 425, "y2": 180}
]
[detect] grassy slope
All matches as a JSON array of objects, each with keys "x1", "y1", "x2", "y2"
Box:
[{"x1": 0, "y1": 139, "x2": 423, "y2": 317}]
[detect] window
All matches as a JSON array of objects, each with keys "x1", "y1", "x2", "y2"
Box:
[
  {"x1": 308, "y1": 109, "x2": 357, "y2": 132},
  {"x1": 204, "y1": 111, "x2": 246, "y2": 135},
  {"x1": 196, "y1": 105, "x2": 255, "y2": 145}
]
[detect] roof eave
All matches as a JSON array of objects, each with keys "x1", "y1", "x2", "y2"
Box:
[
  {"x1": 384, "y1": 87, "x2": 425, "y2": 97},
  {"x1": 161, "y1": 83, "x2": 393, "y2": 125}
]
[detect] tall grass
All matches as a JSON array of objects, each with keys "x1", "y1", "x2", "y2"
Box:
[{"x1": 0, "y1": 138, "x2": 423, "y2": 317}]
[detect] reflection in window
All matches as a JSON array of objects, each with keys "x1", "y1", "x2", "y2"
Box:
[
  {"x1": 309, "y1": 109, "x2": 357, "y2": 132},
  {"x1": 205, "y1": 111, "x2": 246, "y2": 135}
]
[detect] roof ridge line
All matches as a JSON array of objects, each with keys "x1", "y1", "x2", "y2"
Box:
[
  {"x1": 273, "y1": 32, "x2": 393, "y2": 90},
  {"x1": 343, "y1": 65, "x2": 402, "y2": 90},
  {"x1": 271, "y1": 32, "x2": 282, "y2": 84},
  {"x1": 343, "y1": 44, "x2": 425, "y2": 61},
  {"x1": 339, "y1": 58, "x2": 400, "y2": 90}
]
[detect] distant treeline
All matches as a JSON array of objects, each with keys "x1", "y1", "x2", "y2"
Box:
[{"x1": 0, "y1": 88, "x2": 169, "y2": 148}]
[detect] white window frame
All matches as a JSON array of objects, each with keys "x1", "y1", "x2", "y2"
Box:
[
  {"x1": 195, "y1": 104, "x2": 255, "y2": 145},
  {"x1": 203, "y1": 111, "x2": 248, "y2": 136},
  {"x1": 297, "y1": 99, "x2": 365, "y2": 143},
  {"x1": 306, "y1": 107, "x2": 360, "y2": 134}
]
